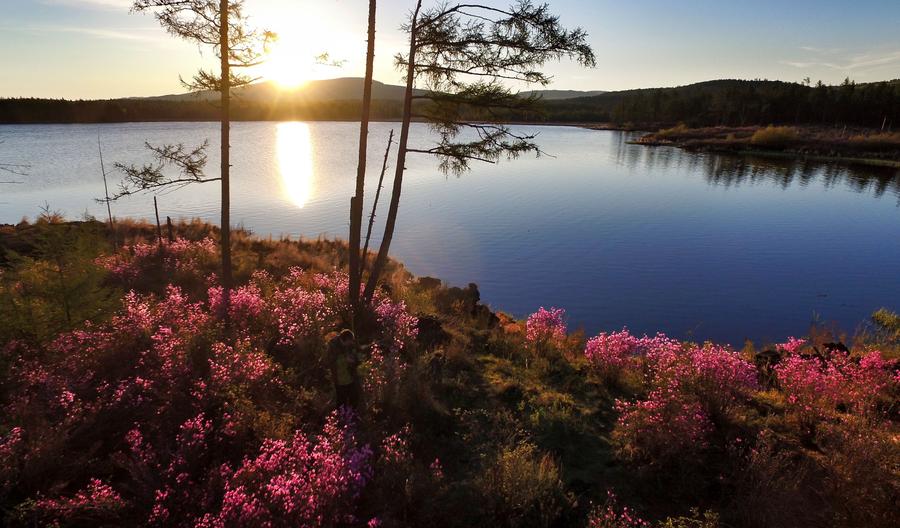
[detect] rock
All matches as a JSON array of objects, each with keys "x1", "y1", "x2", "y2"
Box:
[
  {"x1": 416, "y1": 314, "x2": 451, "y2": 349},
  {"x1": 472, "y1": 304, "x2": 500, "y2": 328},
  {"x1": 436, "y1": 283, "x2": 481, "y2": 315},
  {"x1": 417, "y1": 276, "x2": 442, "y2": 290},
  {"x1": 821, "y1": 341, "x2": 849, "y2": 355}
]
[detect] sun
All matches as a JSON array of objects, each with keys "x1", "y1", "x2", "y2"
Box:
[{"x1": 261, "y1": 35, "x2": 317, "y2": 89}]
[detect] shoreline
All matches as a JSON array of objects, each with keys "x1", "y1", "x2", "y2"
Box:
[
  {"x1": 628, "y1": 124, "x2": 900, "y2": 168},
  {"x1": 9, "y1": 118, "x2": 895, "y2": 168}
]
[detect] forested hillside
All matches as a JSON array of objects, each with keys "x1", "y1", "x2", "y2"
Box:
[
  {"x1": 541, "y1": 79, "x2": 900, "y2": 128},
  {"x1": 2, "y1": 78, "x2": 898, "y2": 129}
]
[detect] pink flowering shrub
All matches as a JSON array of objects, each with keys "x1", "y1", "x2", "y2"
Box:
[
  {"x1": 604, "y1": 330, "x2": 758, "y2": 467},
  {"x1": 271, "y1": 269, "x2": 335, "y2": 345},
  {"x1": 584, "y1": 329, "x2": 641, "y2": 380},
  {"x1": 777, "y1": 337, "x2": 807, "y2": 355},
  {"x1": 0, "y1": 252, "x2": 436, "y2": 526},
  {"x1": 587, "y1": 492, "x2": 649, "y2": 528},
  {"x1": 208, "y1": 340, "x2": 278, "y2": 391},
  {"x1": 776, "y1": 348, "x2": 898, "y2": 421},
  {"x1": 0, "y1": 426, "x2": 24, "y2": 494},
  {"x1": 32, "y1": 479, "x2": 126, "y2": 525},
  {"x1": 361, "y1": 344, "x2": 409, "y2": 411},
  {"x1": 380, "y1": 425, "x2": 413, "y2": 467},
  {"x1": 97, "y1": 237, "x2": 218, "y2": 292},
  {"x1": 613, "y1": 384, "x2": 714, "y2": 465},
  {"x1": 429, "y1": 458, "x2": 445, "y2": 481},
  {"x1": 9, "y1": 227, "x2": 900, "y2": 526},
  {"x1": 208, "y1": 282, "x2": 268, "y2": 332},
  {"x1": 677, "y1": 343, "x2": 760, "y2": 414},
  {"x1": 197, "y1": 409, "x2": 372, "y2": 527},
  {"x1": 525, "y1": 307, "x2": 567, "y2": 347},
  {"x1": 374, "y1": 298, "x2": 419, "y2": 353}
]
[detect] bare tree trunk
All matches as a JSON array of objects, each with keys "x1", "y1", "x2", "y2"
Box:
[
  {"x1": 363, "y1": 0, "x2": 421, "y2": 302},
  {"x1": 219, "y1": 0, "x2": 233, "y2": 318},
  {"x1": 349, "y1": 0, "x2": 378, "y2": 315},
  {"x1": 98, "y1": 133, "x2": 116, "y2": 248},
  {"x1": 154, "y1": 195, "x2": 162, "y2": 246},
  {"x1": 360, "y1": 129, "x2": 393, "y2": 276}
]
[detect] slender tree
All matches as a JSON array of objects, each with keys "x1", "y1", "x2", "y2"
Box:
[
  {"x1": 129, "y1": 0, "x2": 271, "y2": 315},
  {"x1": 363, "y1": 0, "x2": 595, "y2": 301},
  {"x1": 348, "y1": 0, "x2": 380, "y2": 317},
  {"x1": 97, "y1": 133, "x2": 117, "y2": 248},
  {"x1": 360, "y1": 128, "x2": 394, "y2": 276}
]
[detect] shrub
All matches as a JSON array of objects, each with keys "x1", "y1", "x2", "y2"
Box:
[
  {"x1": 816, "y1": 419, "x2": 900, "y2": 527},
  {"x1": 525, "y1": 307, "x2": 567, "y2": 346},
  {"x1": 31, "y1": 478, "x2": 126, "y2": 526},
  {"x1": 750, "y1": 126, "x2": 799, "y2": 148},
  {"x1": 478, "y1": 442, "x2": 569, "y2": 528},
  {"x1": 655, "y1": 123, "x2": 689, "y2": 139},
  {"x1": 197, "y1": 409, "x2": 373, "y2": 528},
  {"x1": 871, "y1": 308, "x2": 900, "y2": 348},
  {"x1": 730, "y1": 431, "x2": 826, "y2": 527},
  {"x1": 1, "y1": 218, "x2": 117, "y2": 343},
  {"x1": 847, "y1": 132, "x2": 900, "y2": 150},
  {"x1": 584, "y1": 328, "x2": 640, "y2": 382},
  {"x1": 0, "y1": 263, "x2": 385, "y2": 525},
  {"x1": 96, "y1": 237, "x2": 218, "y2": 295},
  {"x1": 658, "y1": 509, "x2": 720, "y2": 528},
  {"x1": 586, "y1": 492, "x2": 649, "y2": 528},
  {"x1": 775, "y1": 348, "x2": 898, "y2": 421},
  {"x1": 613, "y1": 385, "x2": 713, "y2": 466}
]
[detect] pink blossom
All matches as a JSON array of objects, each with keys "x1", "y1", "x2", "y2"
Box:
[
  {"x1": 199, "y1": 409, "x2": 373, "y2": 527},
  {"x1": 526, "y1": 307, "x2": 567, "y2": 345},
  {"x1": 33, "y1": 479, "x2": 125, "y2": 523},
  {"x1": 587, "y1": 491, "x2": 650, "y2": 528},
  {"x1": 777, "y1": 337, "x2": 808, "y2": 355}
]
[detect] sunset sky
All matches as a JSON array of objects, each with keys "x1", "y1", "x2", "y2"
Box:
[{"x1": 2, "y1": 0, "x2": 899, "y2": 99}]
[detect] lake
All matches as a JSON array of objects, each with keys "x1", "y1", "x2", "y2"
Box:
[{"x1": 2, "y1": 121, "x2": 899, "y2": 345}]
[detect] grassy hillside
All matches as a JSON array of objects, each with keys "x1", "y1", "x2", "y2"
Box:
[{"x1": 1, "y1": 216, "x2": 897, "y2": 527}]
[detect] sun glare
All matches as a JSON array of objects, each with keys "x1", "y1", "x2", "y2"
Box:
[
  {"x1": 277, "y1": 122, "x2": 314, "y2": 208},
  {"x1": 263, "y1": 35, "x2": 317, "y2": 89}
]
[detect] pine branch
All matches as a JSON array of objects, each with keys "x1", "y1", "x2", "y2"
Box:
[{"x1": 107, "y1": 140, "x2": 215, "y2": 200}]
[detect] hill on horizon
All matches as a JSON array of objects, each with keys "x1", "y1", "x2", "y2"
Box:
[{"x1": 147, "y1": 77, "x2": 606, "y2": 104}]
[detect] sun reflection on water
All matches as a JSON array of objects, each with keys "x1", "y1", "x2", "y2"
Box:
[{"x1": 277, "y1": 122, "x2": 314, "y2": 208}]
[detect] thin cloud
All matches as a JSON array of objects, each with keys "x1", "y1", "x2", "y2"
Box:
[
  {"x1": 41, "y1": 0, "x2": 133, "y2": 9},
  {"x1": 844, "y1": 50, "x2": 900, "y2": 70},
  {"x1": 62, "y1": 26, "x2": 161, "y2": 41},
  {"x1": 783, "y1": 47, "x2": 900, "y2": 74},
  {"x1": 4, "y1": 24, "x2": 167, "y2": 44}
]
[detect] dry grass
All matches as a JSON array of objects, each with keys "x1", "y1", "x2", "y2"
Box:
[
  {"x1": 750, "y1": 126, "x2": 800, "y2": 147},
  {"x1": 847, "y1": 132, "x2": 900, "y2": 150},
  {"x1": 655, "y1": 123, "x2": 690, "y2": 139}
]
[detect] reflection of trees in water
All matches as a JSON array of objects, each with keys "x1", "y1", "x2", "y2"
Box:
[
  {"x1": 610, "y1": 132, "x2": 900, "y2": 203},
  {"x1": 700, "y1": 155, "x2": 900, "y2": 200}
]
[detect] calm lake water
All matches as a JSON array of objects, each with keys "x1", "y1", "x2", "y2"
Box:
[{"x1": 2, "y1": 121, "x2": 899, "y2": 345}]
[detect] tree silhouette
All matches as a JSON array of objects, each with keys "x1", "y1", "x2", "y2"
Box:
[
  {"x1": 128, "y1": 0, "x2": 271, "y2": 315},
  {"x1": 348, "y1": 0, "x2": 381, "y2": 319},
  {"x1": 363, "y1": 0, "x2": 595, "y2": 301}
]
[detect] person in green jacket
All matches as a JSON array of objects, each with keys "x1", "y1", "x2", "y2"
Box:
[{"x1": 329, "y1": 329, "x2": 360, "y2": 409}]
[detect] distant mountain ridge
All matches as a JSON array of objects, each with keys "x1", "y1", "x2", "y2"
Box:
[
  {"x1": 150, "y1": 78, "x2": 410, "y2": 103},
  {"x1": 149, "y1": 77, "x2": 606, "y2": 103}
]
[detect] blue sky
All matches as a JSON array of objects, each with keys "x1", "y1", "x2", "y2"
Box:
[{"x1": 2, "y1": 0, "x2": 899, "y2": 98}]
